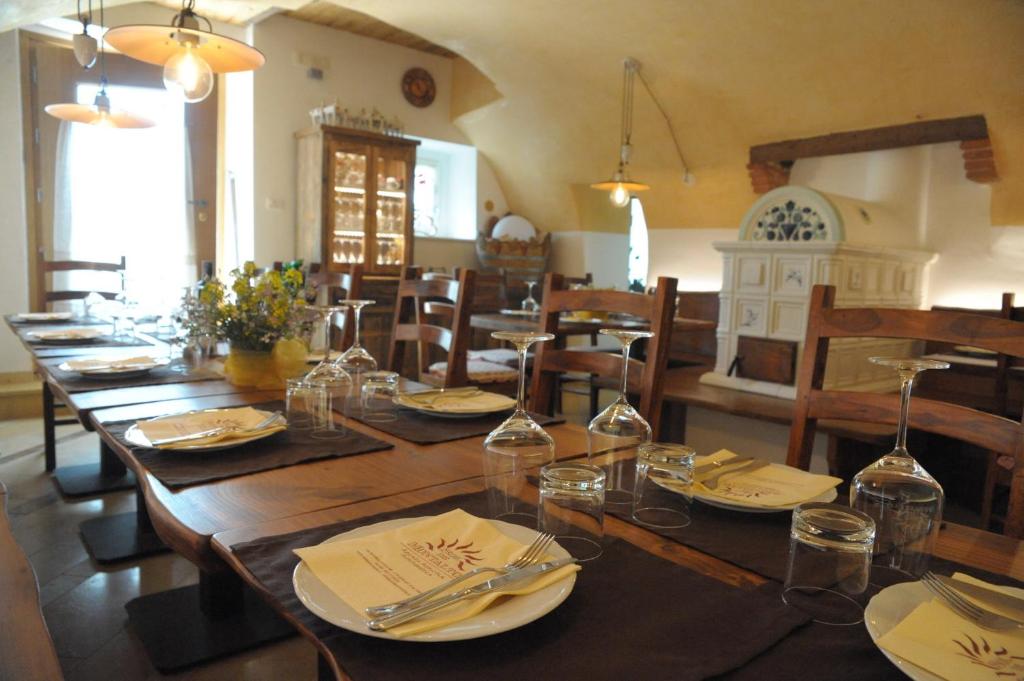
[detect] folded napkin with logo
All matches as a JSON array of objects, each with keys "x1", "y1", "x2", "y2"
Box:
[
  {"x1": 877, "y1": 573, "x2": 1024, "y2": 680},
  {"x1": 62, "y1": 356, "x2": 162, "y2": 372},
  {"x1": 398, "y1": 389, "x2": 515, "y2": 413},
  {"x1": 28, "y1": 327, "x2": 103, "y2": 340},
  {"x1": 692, "y1": 450, "x2": 842, "y2": 508},
  {"x1": 293, "y1": 509, "x2": 579, "y2": 637},
  {"x1": 136, "y1": 407, "x2": 285, "y2": 450}
]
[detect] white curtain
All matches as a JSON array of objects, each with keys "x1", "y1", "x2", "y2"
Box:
[{"x1": 50, "y1": 83, "x2": 196, "y2": 312}]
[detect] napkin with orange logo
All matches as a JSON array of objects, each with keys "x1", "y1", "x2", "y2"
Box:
[{"x1": 293, "y1": 509, "x2": 579, "y2": 637}]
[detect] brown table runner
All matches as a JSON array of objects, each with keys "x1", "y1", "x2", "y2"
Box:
[
  {"x1": 231, "y1": 491, "x2": 809, "y2": 681},
  {"x1": 104, "y1": 400, "x2": 393, "y2": 488},
  {"x1": 353, "y1": 409, "x2": 564, "y2": 445},
  {"x1": 48, "y1": 361, "x2": 221, "y2": 393},
  {"x1": 24, "y1": 333, "x2": 152, "y2": 349}
]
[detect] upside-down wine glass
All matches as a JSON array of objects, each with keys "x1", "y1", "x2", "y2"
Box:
[
  {"x1": 850, "y1": 357, "x2": 950, "y2": 578},
  {"x1": 587, "y1": 329, "x2": 654, "y2": 507},
  {"x1": 483, "y1": 330, "x2": 556, "y2": 525},
  {"x1": 521, "y1": 281, "x2": 539, "y2": 312},
  {"x1": 334, "y1": 299, "x2": 377, "y2": 415},
  {"x1": 306, "y1": 305, "x2": 350, "y2": 384},
  {"x1": 305, "y1": 305, "x2": 352, "y2": 439}
]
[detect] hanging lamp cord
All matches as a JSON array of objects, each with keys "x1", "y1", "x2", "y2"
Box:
[
  {"x1": 77, "y1": 0, "x2": 93, "y2": 31},
  {"x1": 97, "y1": 0, "x2": 107, "y2": 92},
  {"x1": 634, "y1": 66, "x2": 692, "y2": 179}
]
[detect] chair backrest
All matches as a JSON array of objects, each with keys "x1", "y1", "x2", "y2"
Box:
[
  {"x1": 0, "y1": 482, "x2": 65, "y2": 681},
  {"x1": 306, "y1": 263, "x2": 364, "y2": 350},
  {"x1": 387, "y1": 266, "x2": 476, "y2": 387},
  {"x1": 788, "y1": 285, "x2": 1024, "y2": 535},
  {"x1": 564, "y1": 272, "x2": 594, "y2": 288},
  {"x1": 454, "y1": 267, "x2": 507, "y2": 313},
  {"x1": 529, "y1": 273, "x2": 678, "y2": 438},
  {"x1": 35, "y1": 249, "x2": 125, "y2": 311}
]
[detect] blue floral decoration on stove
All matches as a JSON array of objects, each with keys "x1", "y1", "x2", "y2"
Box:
[{"x1": 751, "y1": 200, "x2": 827, "y2": 242}]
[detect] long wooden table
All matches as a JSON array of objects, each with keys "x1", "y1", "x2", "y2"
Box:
[
  {"x1": 84, "y1": 386, "x2": 589, "y2": 671},
  {"x1": 210, "y1": 475, "x2": 1024, "y2": 681},
  {"x1": 470, "y1": 312, "x2": 716, "y2": 337}
]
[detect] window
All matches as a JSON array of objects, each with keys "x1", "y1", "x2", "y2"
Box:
[
  {"x1": 628, "y1": 198, "x2": 649, "y2": 291},
  {"x1": 411, "y1": 137, "x2": 477, "y2": 240}
]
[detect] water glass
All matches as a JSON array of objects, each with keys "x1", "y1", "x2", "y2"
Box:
[
  {"x1": 782, "y1": 503, "x2": 876, "y2": 625},
  {"x1": 361, "y1": 371, "x2": 399, "y2": 422},
  {"x1": 632, "y1": 443, "x2": 694, "y2": 529},
  {"x1": 538, "y1": 463, "x2": 605, "y2": 561},
  {"x1": 309, "y1": 379, "x2": 349, "y2": 440},
  {"x1": 286, "y1": 378, "x2": 322, "y2": 431}
]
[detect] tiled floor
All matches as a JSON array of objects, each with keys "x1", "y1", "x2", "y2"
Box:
[{"x1": 0, "y1": 418, "x2": 318, "y2": 681}]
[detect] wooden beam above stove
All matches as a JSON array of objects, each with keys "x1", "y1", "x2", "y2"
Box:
[{"x1": 748, "y1": 115, "x2": 998, "y2": 191}]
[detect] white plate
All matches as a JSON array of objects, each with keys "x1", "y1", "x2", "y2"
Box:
[
  {"x1": 393, "y1": 392, "x2": 515, "y2": 419},
  {"x1": 693, "y1": 485, "x2": 838, "y2": 513},
  {"x1": 27, "y1": 328, "x2": 105, "y2": 344},
  {"x1": 865, "y1": 580, "x2": 1024, "y2": 681},
  {"x1": 123, "y1": 408, "x2": 283, "y2": 452},
  {"x1": 293, "y1": 516, "x2": 576, "y2": 642},
  {"x1": 15, "y1": 312, "x2": 73, "y2": 322},
  {"x1": 499, "y1": 309, "x2": 538, "y2": 317},
  {"x1": 60, "y1": 357, "x2": 170, "y2": 380}
]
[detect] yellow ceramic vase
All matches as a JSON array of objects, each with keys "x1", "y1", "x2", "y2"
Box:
[{"x1": 224, "y1": 339, "x2": 309, "y2": 389}]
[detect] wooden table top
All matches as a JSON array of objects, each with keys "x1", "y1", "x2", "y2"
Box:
[
  {"x1": 211, "y1": 476, "x2": 1024, "y2": 681},
  {"x1": 89, "y1": 393, "x2": 590, "y2": 573},
  {"x1": 470, "y1": 313, "x2": 715, "y2": 336}
]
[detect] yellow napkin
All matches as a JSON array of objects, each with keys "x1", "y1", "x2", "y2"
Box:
[
  {"x1": 29, "y1": 327, "x2": 102, "y2": 340},
  {"x1": 65, "y1": 356, "x2": 160, "y2": 371},
  {"x1": 294, "y1": 509, "x2": 579, "y2": 637},
  {"x1": 137, "y1": 407, "x2": 284, "y2": 450},
  {"x1": 693, "y1": 450, "x2": 841, "y2": 507},
  {"x1": 425, "y1": 392, "x2": 515, "y2": 413},
  {"x1": 877, "y1": 575, "x2": 1024, "y2": 680}
]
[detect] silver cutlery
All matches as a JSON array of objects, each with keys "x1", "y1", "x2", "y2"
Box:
[
  {"x1": 701, "y1": 459, "x2": 771, "y2": 490},
  {"x1": 400, "y1": 387, "x2": 482, "y2": 404},
  {"x1": 692, "y1": 456, "x2": 754, "y2": 478},
  {"x1": 364, "y1": 532, "x2": 555, "y2": 617},
  {"x1": 920, "y1": 571, "x2": 1024, "y2": 631},
  {"x1": 367, "y1": 556, "x2": 577, "y2": 631},
  {"x1": 149, "y1": 411, "x2": 284, "y2": 446},
  {"x1": 926, "y1": 572, "x2": 1024, "y2": 623}
]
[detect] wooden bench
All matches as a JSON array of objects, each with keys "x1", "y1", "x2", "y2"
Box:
[{"x1": 0, "y1": 481, "x2": 64, "y2": 681}]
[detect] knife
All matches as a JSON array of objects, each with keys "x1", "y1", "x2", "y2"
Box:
[
  {"x1": 367, "y1": 556, "x2": 577, "y2": 631},
  {"x1": 692, "y1": 456, "x2": 755, "y2": 478},
  {"x1": 934, "y1": 575, "x2": 1024, "y2": 623}
]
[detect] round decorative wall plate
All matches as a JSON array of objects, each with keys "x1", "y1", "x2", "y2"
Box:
[{"x1": 402, "y1": 67, "x2": 436, "y2": 108}]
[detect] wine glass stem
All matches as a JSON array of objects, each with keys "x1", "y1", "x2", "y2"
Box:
[
  {"x1": 515, "y1": 342, "x2": 528, "y2": 414},
  {"x1": 352, "y1": 307, "x2": 362, "y2": 347},
  {"x1": 322, "y1": 312, "x2": 332, "y2": 356},
  {"x1": 619, "y1": 341, "x2": 633, "y2": 397},
  {"x1": 894, "y1": 371, "x2": 917, "y2": 454}
]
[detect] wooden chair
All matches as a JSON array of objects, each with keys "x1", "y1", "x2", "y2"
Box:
[
  {"x1": 787, "y1": 284, "x2": 1024, "y2": 537},
  {"x1": 387, "y1": 267, "x2": 478, "y2": 388},
  {"x1": 529, "y1": 273, "x2": 678, "y2": 438},
  {"x1": 35, "y1": 249, "x2": 125, "y2": 311},
  {"x1": 306, "y1": 263, "x2": 364, "y2": 351},
  {"x1": 0, "y1": 482, "x2": 64, "y2": 681}
]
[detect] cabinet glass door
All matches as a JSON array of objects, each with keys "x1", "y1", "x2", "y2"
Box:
[
  {"x1": 329, "y1": 142, "x2": 369, "y2": 269},
  {"x1": 373, "y1": 149, "x2": 409, "y2": 271}
]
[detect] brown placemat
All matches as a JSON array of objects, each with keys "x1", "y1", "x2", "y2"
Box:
[
  {"x1": 231, "y1": 491, "x2": 809, "y2": 681},
  {"x1": 353, "y1": 409, "x2": 564, "y2": 444},
  {"x1": 23, "y1": 331, "x2": 152, "y2": 349},
  {"x1": 48, "y1": 361, "x2": 221, "y2": 393},
  {"x1": 105, "y1": 401, "x2": 393, "y2": 488}
]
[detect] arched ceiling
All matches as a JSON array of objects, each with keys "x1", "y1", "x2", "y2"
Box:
[{"x1": 5, "y1": 0, "x2": 1024, "y2": 232}]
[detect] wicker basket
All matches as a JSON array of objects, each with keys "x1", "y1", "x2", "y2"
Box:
[{"x1": 475, "y1": 217, "x2": 550, "y2": 280}]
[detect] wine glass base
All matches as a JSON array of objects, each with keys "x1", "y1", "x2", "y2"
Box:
[{"x1": 632, "y1": 507, "x2": 691, "y2": 530}]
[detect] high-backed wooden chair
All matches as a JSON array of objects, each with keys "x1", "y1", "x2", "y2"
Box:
[
  {"x1": 787, "y1": 284, "x2": 1024, "y2": 537},
  {"x1": 387, "y1": 267, "x2": 477, "y2": 388},
  {"x1": 35, "y1": 249, "x2": 125, "y2": 311},
  {"x1": 306, "y1": 263, "x2": 364, "y2": 350},
  {"x1": 0, "y1": 482, "x2": 64, "y2": 681},
  {"x1": 529, "y1": 273, "x2": 678, "y2": 438}
]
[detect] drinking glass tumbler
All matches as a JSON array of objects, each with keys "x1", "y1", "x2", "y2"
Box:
[
  {"x1": 538, "y1": 463, "x2": 606, "y2": 561},
  {"x1": 361, "y1": 371, "x2": 399, "y2": 422},
  {"x1": 286, "y1": 378, "x2": 322, "y2": 431},
  {"x1": 632, "y1": 443, "x2": 694, "y2": 529},
  {"x1": 782, "y1": 503, "x2": 876, "y2": 625}
]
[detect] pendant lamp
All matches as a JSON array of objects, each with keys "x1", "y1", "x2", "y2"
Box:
[
  {"x1": 591, "y1": 58, "x2": 694, "y2": 207},
  {"x1": 45, "y1": 0, "x2": 154, "y2": 129},
  {"x1": 72, "y1": 0, "x2": 98, "y2": 68},
  {"x1": 104, "y1": 0, "x2": 265, "y2": 104}
]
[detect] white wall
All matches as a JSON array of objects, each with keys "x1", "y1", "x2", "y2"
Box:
[
  {"x1": 250, "y1": 15, "x2": 507, "y2": 265},
  {"x1": 550, "y1": 231, "x2": 630, "y2": 290},
  {"x1": 0, "y1": 30, "x2": 31, "y2": 373}
]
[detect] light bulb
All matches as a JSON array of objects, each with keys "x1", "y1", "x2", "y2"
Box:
[
  {"x1": 609, "y1": 183, "x2": 631, "y2": 207},
  {"x1": 91, "y1": 110, "x2": 115, "y2": 128},
  {"x1": 163, "y1": 43, "x2": 214, "y2": 103}
]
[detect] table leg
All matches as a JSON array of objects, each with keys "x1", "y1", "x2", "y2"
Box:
[
  {"x1": 79, "y1": 482, "x2": 168, "y2": 563},
  {"x1": 42, "y1": 382, "x2": 56, "y2": 472},
  {"x1": 52, "y1": 441, "x2": 137, "y2": 497},
  {"x1": 125, "y1": 568, "x2": 294, "y2": 673}
]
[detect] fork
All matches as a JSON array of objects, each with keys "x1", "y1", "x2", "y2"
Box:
[
  {"x1": 363, "y1": 532, "x2": 554, "y2": 617},
  {"x1": 921, "y1": 571, "x2": 1024, "y2": 631},
  {"x1": 149, "y1": 411, "x2": 284, "y2": 446},
  {"x1": 701, "y1": 460, "x2": 771, "y2": 490}
]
